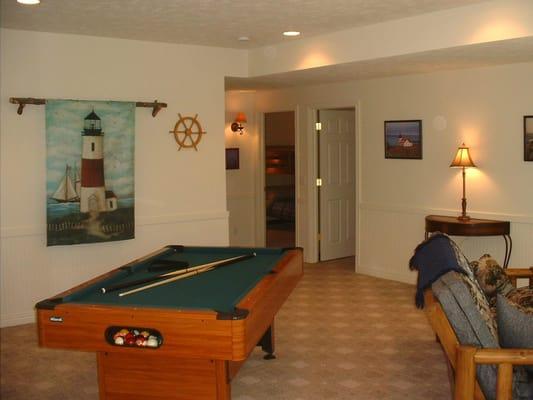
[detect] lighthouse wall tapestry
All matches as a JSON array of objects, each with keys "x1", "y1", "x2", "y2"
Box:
[{"x1": 46, "y1": 100, "x2": 135, "y2": 246}]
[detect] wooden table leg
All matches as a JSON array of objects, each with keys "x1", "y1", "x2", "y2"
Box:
[
  {"x1": 258, "y1": 322, "x2": 276, "y2": 360},
  {"x1": 503, "y1": 234, "x2": 512, "y2": 268},
  {"x1": 215, "y1": 360, "x2": 231, "y2": 400}
]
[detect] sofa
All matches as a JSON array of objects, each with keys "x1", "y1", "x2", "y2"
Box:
[{"x1": 410, "y1": 233, "x2": 533, "y2": 400}]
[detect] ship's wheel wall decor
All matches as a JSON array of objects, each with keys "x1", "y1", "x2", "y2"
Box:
[{"x1": 169, "y1": 113, "x2": 206, "y2": 151}]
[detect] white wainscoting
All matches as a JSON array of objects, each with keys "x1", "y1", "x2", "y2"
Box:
[
  {"x1": 0, "y1": 211, "x2": 228, "y2": 327},
  {"x1": 226, "y1": 192, "x2": 257, "y2": 247},
  {"x1": 357, "y1": 203, "x2": 533, "y2": 285}
]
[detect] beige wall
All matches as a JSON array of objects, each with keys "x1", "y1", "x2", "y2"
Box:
[
  {"x1": 225, "y1": 91, "x2": 260, "y2": 246},
  {"x1": 230, "y1": 62, "x2": 533, "y2": 282},
  {"x1": 0, "y1": 29, "x2": 246, "y2": 327},
  {"x1": 2, "y1": 26, "x2": 532, "y2": 327}
]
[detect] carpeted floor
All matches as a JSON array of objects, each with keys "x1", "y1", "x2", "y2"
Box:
[{"x1": 0, "y1": 258, "x2": 451, "y2": 400}]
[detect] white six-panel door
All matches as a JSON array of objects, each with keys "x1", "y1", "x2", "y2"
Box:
[{"x1": 319, "y1": 109, "x2": 356, "y2": 260}]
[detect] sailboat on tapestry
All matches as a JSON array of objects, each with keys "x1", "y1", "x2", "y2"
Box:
[
  {"x1": 52, "y1": 164, "x2": 80, "y2": 203},
  {"x1": 46, "y1": 100, "x2": 135, "y2": 246}
]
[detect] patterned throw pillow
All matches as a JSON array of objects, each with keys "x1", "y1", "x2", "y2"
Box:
[
  {"x1": 506, "y1": 287, "x2": 533, "y2": 312},
  {"x1": 470, "y1": 254, "x2": 515, "y2": 308}
]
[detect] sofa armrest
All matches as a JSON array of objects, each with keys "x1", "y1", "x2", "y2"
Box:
[
  {"x1": 505, "y1": 267, "x2": 533, "y2": 288},
  {"x1": 424, "y1": 290, "x2": 486, "y2": 400},
  {"x1": 455, "y1": 346, "x2": 533, "y2": 400}
]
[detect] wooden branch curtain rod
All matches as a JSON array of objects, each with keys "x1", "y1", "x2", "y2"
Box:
[{"x1": 9, "y1": 97, "x2": 167, "y2": 117}]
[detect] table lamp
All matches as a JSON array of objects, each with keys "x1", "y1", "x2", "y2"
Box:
[{"x1": 450, "y1": 143, "x2": 476, "y2": 221}]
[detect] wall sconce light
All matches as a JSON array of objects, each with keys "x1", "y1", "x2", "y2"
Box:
[
  {"x1": 231, "y1": 112, "x2": 247, "y2": 135},
  {"x1": 450, "y1": 143, "x2": 477, "y2": 221}
]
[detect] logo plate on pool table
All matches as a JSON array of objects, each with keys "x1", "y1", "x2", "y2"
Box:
[{"x1": 49, "y1": 316, "x2": 63, "y2": 323}]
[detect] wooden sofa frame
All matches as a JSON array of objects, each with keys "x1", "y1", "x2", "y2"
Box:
[{"x1": 424, "y1": 268, "x2": 533, "y2": 400}]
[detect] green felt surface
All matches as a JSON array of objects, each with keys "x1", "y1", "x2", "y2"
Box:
[{"x1": 63, "y1": 246, "x2": 287, "y2": 313}]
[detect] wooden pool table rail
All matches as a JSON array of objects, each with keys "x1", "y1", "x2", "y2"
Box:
[{"x1": 35, "y1": 246, "x2": 174, "y2": 310}]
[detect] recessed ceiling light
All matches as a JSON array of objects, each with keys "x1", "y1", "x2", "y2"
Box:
[
  {"x1": 17, "y1": 0, "x2": 40, "y2": 4},
  {"x1": 283, "y1": 31, "x2": 301, "y2": 37},
  {"x1": 238, "y1": 36, "x2": 250, "y2": 42}
]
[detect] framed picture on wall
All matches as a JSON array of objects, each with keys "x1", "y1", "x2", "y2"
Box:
[
  {"x1": 384, "y1": 120, "x2": 422, "y2": 159},
  {"x1": 524, "y1": 116, "x2": 533, "y2": 162},
  {"x1": 225, "y1": 148, "x2": 240, "y2": 170}
]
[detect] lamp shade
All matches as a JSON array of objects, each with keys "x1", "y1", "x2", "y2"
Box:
[
  {"x1": 235, "y1": 112, "x2": 247, "y2": 123},
  {"x1": 450, "y1": 144, "x2": 476, "y2": 168}
]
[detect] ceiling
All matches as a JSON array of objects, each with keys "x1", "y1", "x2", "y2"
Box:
[
  {"x1": 1, "y1": 0, "x2": 488, "y2": 49},
  {"x1": 225, "y1": 37, "x2": 533, "y2": 90},
  {"x1": 3, "y1": 0, "x2": 531, "y2": 90}
]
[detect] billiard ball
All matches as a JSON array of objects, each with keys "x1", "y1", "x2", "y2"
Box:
[
  {"x1": 125, "y1": 333, "x2": 136, "y2": 345},
  {"x1": 146, "y1": 337, "x2": 158, "y2": 348}
]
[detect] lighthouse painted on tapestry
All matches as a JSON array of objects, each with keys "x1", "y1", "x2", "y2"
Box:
[{"x1": 80, "y1": 110, "x2": 118, "y2": 213}]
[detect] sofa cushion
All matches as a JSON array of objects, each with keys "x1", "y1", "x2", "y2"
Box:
[
  {"x1": 449, "y1": 239, "x2": 475, "y2": 273},
  {"x1": 432, "y1": 272, "x2": 499, "y2": 399},
  {"x1": 447, "y1": 241, "x2": 498, "y2": 339},
  {"x1": 434, "y1": 272, "x2": 498, "y2": 348},
  {"x1": 497, "y1": 293, "x2": 533, "y2": 377}
]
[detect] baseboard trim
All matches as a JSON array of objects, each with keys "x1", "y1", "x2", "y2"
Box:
[
  {"x1": 1, "y1": 312, "x2": 36, "y2": 328},
  {"x1": 356, "y1": 265, "x2": 416, "y2": 285}
]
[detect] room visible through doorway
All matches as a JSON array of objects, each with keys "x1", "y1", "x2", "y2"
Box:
[{"x1": 264, "y1": 111, "x2": 295, "y2": 248}]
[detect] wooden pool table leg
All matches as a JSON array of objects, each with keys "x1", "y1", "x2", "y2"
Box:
[
  {"x1": 215, "y1": 360, "x2": 231, "y2": 400},
  {"x1": 258, "y1": 322, "x2": 276, "y2": 360}
]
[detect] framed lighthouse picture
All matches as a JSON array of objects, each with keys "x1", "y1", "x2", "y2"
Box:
[{"x1": 46, "y1": 100, "x2": 135, "y2": 246}]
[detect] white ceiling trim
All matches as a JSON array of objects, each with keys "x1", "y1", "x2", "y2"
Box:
[
  {"x1": 226, "y1": 38, "x2": 533, "y2": 90},
  {"x1": 247, "y1": 0, "x2": 533, "y2": 77}
]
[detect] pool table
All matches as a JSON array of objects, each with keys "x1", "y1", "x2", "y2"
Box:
[{"x1": 36, "y1": 245, "x2": 303, "y2": 400}]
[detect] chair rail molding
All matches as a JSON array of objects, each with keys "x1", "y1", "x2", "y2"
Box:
[
  {"x1": 0, "y1": 210, "x2": 229, "y2": 238},
  {"x1": 360, "y1": 202, "x2": 533, "y2": 224}
]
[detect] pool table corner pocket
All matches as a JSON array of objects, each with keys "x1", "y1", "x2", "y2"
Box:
[
  {"x1": 215, "y1": 308, "x2": 249, "y2": 320},
  {"x1": 35, "y1": 297, "x2": 64, "y2": 310}
]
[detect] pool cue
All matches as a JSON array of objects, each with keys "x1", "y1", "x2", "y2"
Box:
[
  {"x1": 109, "y1": 253, "x2": 256, "y2": 295},
  {"x1": 119, "y1": 264, "x2": 217, "y2": 297},
  {"x1": 102, "y1": 254, "x2": 254, "y2": 294},
  {"x1": 102, "y1": 263, "x2": 192, "y2": 293},
  {"x1": 118, "y1": 252, "x2": 257, "y2": 297}
]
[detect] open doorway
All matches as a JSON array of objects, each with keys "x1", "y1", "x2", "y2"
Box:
[
  {"x1": 317, "y1": 108, "x2": 356, "y2": 261},
  {"x1": 264, "y1": 111, "x2": 295, "y2": 248}
]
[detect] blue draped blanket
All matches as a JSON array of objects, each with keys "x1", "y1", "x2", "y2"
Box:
[{"x1": 409, "y1": 233, "x2": 466, "y2": 308}]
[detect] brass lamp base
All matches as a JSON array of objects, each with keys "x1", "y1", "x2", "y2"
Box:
[{"x1": 457, "y1": 196, "x2": 470, "y2": 222}]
